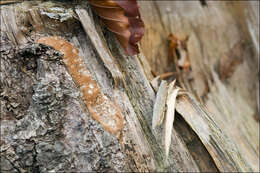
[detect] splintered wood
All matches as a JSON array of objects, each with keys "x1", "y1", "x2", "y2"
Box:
[
  {"x1": 152, "y1": 80, "x2": 167, "y2": 129},
  {"x1": 152, "y1": 79, "x2": 180, "y2": 158},
  {"x1": 163, "y1": 80, "x2": 179, "y2": 158},
  {"x1": 37, "y1": 36, "x2": 123, "y2": 136}
]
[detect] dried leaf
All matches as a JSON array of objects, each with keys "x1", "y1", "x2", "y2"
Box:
[
  {"x1": 88, "y1": 0, "x2": 144, "y2": 55},
  {"x1": 167, "y1": 34, "x2": 178, "y2": 63},
  {"x1": 168, "y1": 34, "x2": 191, "y2": 71},
  {"x1": 152, "y1": 80, "x2": 168, "y2": 129},
  {"x1": 163, "y1": 80, "x2": 180, "y2": 158}
]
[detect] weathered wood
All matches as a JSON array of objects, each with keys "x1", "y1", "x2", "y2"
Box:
[
  {"x1": 139, "y1": 1, "x2": 259, "y2": 172},
  {"x1": 75, "y1": 7, "x2": 124, "y2": 87},
  {"x1": 176, "y1": 93, "x2": 252, "y2": 172},
  {"x1": 152, "y1": 80, "x2": 167, "y2": 129},
  {"x1": 0, "y1": 1, "x2": 197, "y2": 172},
  {"x1": 0, "y1": 0, "x2": 258, "y2": 172}
]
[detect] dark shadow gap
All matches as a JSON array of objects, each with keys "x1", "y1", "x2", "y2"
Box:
[
  {"x1": 174, "y1": 112, "x2": 219, "y2": 172},
  {"x1": 199, "y1": 0, "x2": 208, "y2": 7}
]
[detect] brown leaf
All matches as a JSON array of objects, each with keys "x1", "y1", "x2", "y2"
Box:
[
  {"x1": 168, "y1": 33, "x2": 178, "y2": 63},
  {"x1": 88, "y1": 0, "x2": 144, "y2": 55},
  {"x1": 168, "y1": 33, "x2": 191, "y2": 71}
]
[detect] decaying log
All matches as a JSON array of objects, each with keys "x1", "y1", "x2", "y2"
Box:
[{"x1": 0, "y1": 0, "x2": 259, "y2": 172}]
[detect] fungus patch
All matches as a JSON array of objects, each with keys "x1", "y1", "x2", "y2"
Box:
[{"x1": 37, "y1": 36, "x2": 124, "y2": 136}]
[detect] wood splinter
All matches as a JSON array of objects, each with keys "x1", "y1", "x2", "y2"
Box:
[
  {"x1": 163, "y1": 80, "x2": 180, "y2": 158},
  {"x1": 152, "y1": 79, "x2": 180, "y2": 158}
]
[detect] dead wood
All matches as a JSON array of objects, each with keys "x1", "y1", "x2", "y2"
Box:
[{"x1": 0, "y1": 1, "x2": 259, "y2": 172}]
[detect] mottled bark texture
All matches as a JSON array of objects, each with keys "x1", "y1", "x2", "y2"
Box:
[{"x1": 0, "y1": 0, "x2": 259, "y2": 172}]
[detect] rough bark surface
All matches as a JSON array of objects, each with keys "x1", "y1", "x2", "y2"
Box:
[{"x1": 0, "y1": 0, "x2": 259, "y2": 172}]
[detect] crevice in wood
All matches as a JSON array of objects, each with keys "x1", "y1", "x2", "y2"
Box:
[
  {"x1": 199, "y1": 0, "x2": 207, "y2": 7},
  {"x1": 174, "y1": 112, "x2": 219, "y2": 172}
]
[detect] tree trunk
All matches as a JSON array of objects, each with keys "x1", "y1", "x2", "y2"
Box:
[{"x1": 0, "y1": 1, "x2": 259, "y2": 172}]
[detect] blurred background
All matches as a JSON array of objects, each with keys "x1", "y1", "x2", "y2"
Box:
[{"x1": 139, "y1": 1, "x2": 259, "y2": 171}]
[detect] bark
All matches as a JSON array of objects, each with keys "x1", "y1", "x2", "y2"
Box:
[{"x1": 0, "y1": 0, "x2": 259, "y2": 172}]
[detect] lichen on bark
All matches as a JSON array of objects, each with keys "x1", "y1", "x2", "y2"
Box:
[{"x1": 0, "y1": 43, "x2": 127, "y2": 172}]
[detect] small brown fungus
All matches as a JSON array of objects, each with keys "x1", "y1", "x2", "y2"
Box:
[{"x1": 37, "y1": 36, "x2": 124, "y2": 136}]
